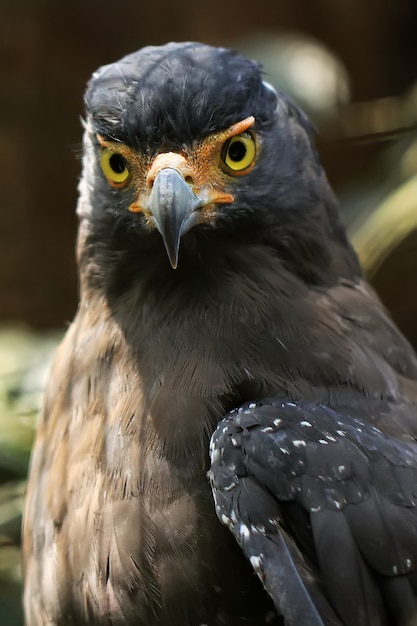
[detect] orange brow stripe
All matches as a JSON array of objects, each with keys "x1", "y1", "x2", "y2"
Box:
[{"x1": 224, "y1": 116, "x2": 255, "y2": 139}]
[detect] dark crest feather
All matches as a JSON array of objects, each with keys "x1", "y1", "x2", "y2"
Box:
[{"x1": 85, "y1": 42, "x2": 278, "y2": 150}]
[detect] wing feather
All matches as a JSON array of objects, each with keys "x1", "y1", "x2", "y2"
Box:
[{"x1": 210, "y1": 399, "x2": 417, "y2": 625}]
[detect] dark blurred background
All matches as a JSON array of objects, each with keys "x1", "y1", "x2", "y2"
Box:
[{"x1": 1, "y1": 1, "x2": 417, "y2": 623}]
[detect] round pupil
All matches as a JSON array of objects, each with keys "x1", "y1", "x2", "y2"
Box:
[
  {"x1": 228, "y1": 140, "x2": 247, "y2": 162},
  {"x1": 109, "y1": 153, "x2": 126, "y2": 173}
]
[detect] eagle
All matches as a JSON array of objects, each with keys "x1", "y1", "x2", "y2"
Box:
[{"x1": 23, "y1": 42, "x2": 417, "y2": 626}]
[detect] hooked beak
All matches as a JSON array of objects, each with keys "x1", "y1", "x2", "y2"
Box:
[
  {"x1": 147, "y1": 168, "x2": 202, "y2": 269},
  {"x1": 131, "y1": 161, "x2": 234, "y2": 269}
]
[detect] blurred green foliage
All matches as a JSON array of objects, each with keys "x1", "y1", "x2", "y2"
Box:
[{"x1": 0, "y1": 328, "x2": 61, "y2": 625}]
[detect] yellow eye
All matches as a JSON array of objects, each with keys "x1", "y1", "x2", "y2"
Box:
[
  {"x1": 100, "y1": 148, "x2": 130, "y2": 186},
  {"x1": 222, "y1": 133, "x2": 256, "y2": 173}
]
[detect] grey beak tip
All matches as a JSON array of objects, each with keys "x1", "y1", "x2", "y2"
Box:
[{"x1": 167, "y1": 249, "x2": 179, "y2": 270}]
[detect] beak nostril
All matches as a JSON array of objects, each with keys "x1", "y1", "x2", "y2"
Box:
[
  {"x1": 147, "y1": 175, "x2": 155, "y2": 189},
  {"x1": 147, "y1": 170, "x2": 193, "y2": 190}
]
